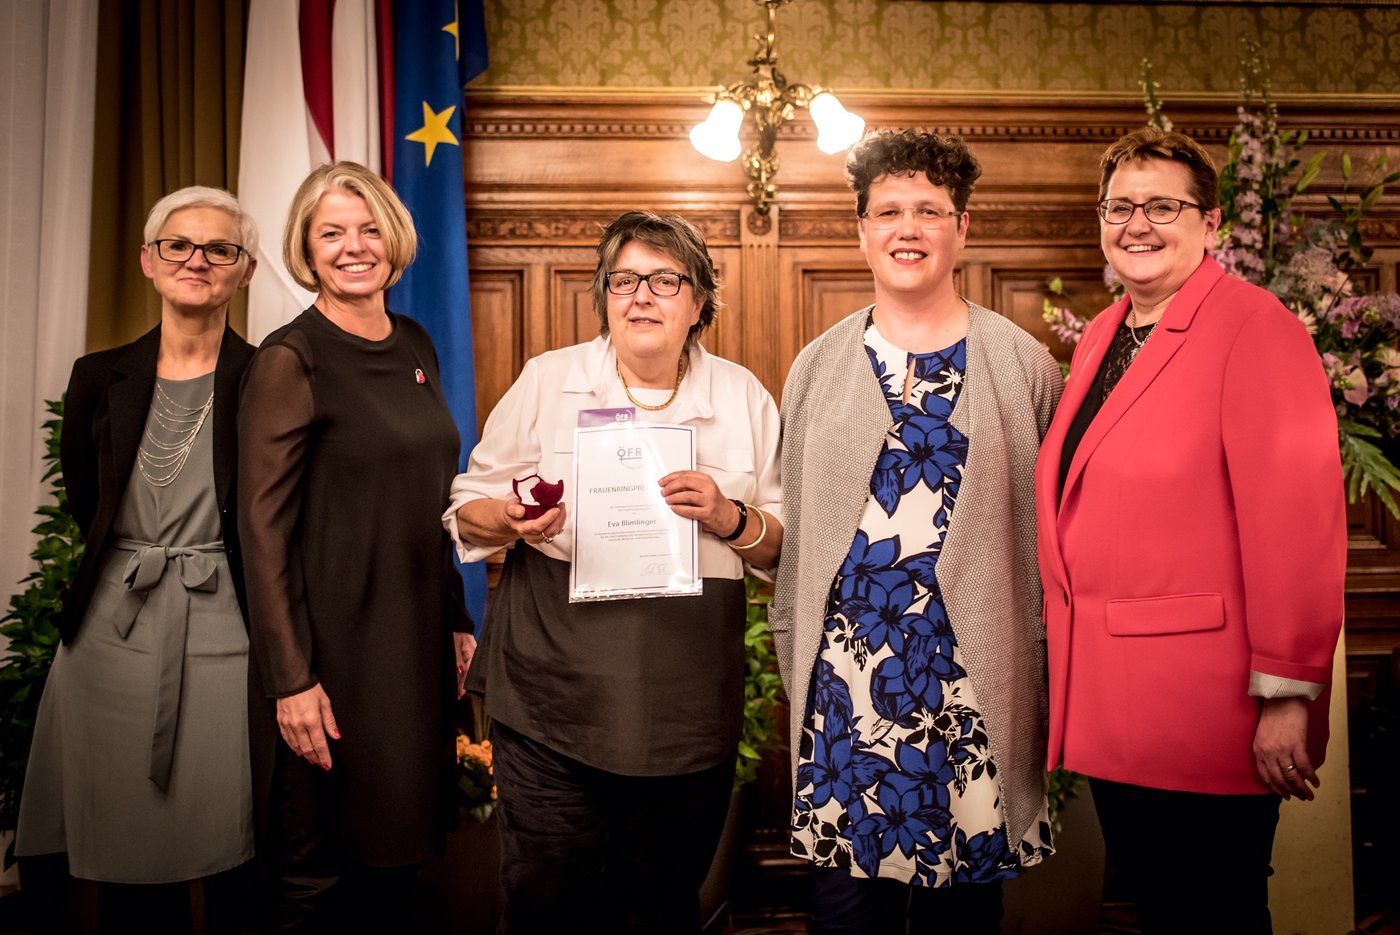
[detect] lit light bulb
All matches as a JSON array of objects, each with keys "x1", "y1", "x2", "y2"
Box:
[
  {"x1": 689, "y1": 98, "x2": 744, "y2": 163},
  {"x1": 810, "y1": 92, "x2": 865, "y2": 155}
]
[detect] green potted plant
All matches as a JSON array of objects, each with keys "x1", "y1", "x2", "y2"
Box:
[
  {"x1": 735, "y1": 579, "x2": 785, "y2": 788},
  {"x1": 0, "y1": 400, "x2": 80, "y2": 866},
  {"x1": 700, "y1": 578, "x2": 786, "y2": 929}
]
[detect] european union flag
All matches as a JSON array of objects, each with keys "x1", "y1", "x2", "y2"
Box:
[{"x1": 390, "y1": 0, "x2": 489, "y2": 627}]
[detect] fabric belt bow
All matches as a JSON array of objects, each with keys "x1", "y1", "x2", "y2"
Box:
[{"x1": 114, "y1": 538, "x2": 224, "y2": 792}]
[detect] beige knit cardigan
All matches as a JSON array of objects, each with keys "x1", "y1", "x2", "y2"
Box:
[{"x1": 771, "y1": 302, "x2": 1065, "y2": 847}]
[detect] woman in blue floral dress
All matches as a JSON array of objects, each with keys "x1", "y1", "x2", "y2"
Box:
[{"x1": 773, "y1": 130, "x2": 1063, "y2": 933}]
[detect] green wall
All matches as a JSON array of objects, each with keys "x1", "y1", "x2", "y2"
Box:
[{"x1": 477, "y1": 0, "x2": 1400, "y2": 95}]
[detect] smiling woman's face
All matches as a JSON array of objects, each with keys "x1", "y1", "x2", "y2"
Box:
[
  {"x1": 605, "y1": 240, "x2": 701, "y2": 372},
  {"x1": 857, "y1": 172, "x2": 968, "y2": 305},
  {"x1": 307, "y1": 190, "x2": 393, "y2": 305},
  {"x1": 1101, "y1": 158, "x2": 1220, "y2": 306}
]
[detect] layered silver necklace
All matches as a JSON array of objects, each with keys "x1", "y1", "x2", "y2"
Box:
[{"x1": 137, "y1": 382, "x2": 213, "y2": 487}]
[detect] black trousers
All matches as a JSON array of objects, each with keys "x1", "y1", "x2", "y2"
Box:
[
  {"x1": 1090, "y1": 777, "x2": 1281, "y2": 935},
  {"x1": 808, "y1": 866, "x2": 1004, "y2": 935},
  {"x1": 491, "y1": 721, "x2": 735, "y2": 934},
  {"x1": 264, "y1": 743, "x2": 421, "y2": 934}
]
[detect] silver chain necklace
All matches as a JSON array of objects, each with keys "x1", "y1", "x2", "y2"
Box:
[
  {"x1": 1127, "y1": 307, "x2": 1158, "y2": 361},
  {"x1": 137, "y1": 382, "x2": 213, "y2": 487}
]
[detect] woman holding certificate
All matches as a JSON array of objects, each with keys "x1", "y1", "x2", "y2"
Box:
[{"x1": 446, "y1": 210, "x2": 782, "y2": 933}]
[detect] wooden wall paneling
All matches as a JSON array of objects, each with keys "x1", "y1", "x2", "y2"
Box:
[
  {"x1": 546, "y1": 264, "x2": 595, "y2": 356},
  {"x1": 468, "y1": 267, "x2": 525, "y2": 440},
  {"x1": 981, "y1": 249, "x2": 1118, "y2": 362},
  {"x1": 704, "y1": 248, "x2": 742, "y2": 367},
  {"x1": 738, "y1": 206, "x2": 783, "y2": 397},
  {"x1": 777, "y1": 247, "x2": 868, "y2": 373},
  {"x1": 462, "y1": 87, "x2": 1400, "y2": 922},
  {"x1": 1348, "y1": 495, "x2": 1400, "y2": 570}
]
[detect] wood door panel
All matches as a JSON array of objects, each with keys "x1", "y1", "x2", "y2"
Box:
[
  {"x1": 468, "y1": 270, "x2": 525, "y2": 440},
  {"x1": 988, "y1": 262, "x2": 1116, "y2": 362}
]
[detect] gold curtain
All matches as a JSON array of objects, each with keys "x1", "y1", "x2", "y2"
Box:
[{"x1": 87, "y1": 0, "x2": 250, "y2": 351}]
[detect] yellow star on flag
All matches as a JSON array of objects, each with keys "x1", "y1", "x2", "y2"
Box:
[
  {"x1": 404, "y1": 101, "x2": 459, "y2": 167},
  {"x1": 443, "y1": 17, "x2": 459, "y2": 60}
]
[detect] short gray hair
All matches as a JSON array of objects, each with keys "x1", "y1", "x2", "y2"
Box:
[{"x1": 143, "y1": 186, "x2": 259, "y2": 256}]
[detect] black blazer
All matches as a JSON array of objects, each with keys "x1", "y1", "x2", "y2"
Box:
[{"x1": 58, "y1": 323, "x2": 255, "y2": 643}]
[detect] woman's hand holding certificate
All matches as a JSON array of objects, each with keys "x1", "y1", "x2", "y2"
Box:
[{"x1": 569, "y1": 422, "x2": 700, "y2": 601}]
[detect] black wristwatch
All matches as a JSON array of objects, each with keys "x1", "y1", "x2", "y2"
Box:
[{"x1": 718, "y1": 498, "x2": 748, "y2": 541}]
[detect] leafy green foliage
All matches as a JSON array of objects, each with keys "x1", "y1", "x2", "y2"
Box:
[
  {"x1": 1339, "y1": 418, "x2": 1400, "y2": 518},
  {"x1": 0, "y1": 400, "x2": 81, "y2": 864},
  {"x1": 736, "y1": 578, "x2": 785, "y2": 788}
]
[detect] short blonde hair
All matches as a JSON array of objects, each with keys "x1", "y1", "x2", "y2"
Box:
[
  {"x1": 144, "y1": 186, "x2": 259, "y2": 256},
  {"x1": 282, "y1": 161, "x2": 418, "y2": 291}
]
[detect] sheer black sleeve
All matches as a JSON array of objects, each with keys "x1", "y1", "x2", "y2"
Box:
[{"x1": 238, "y1": 335, "x2": 319, "y2": 698}]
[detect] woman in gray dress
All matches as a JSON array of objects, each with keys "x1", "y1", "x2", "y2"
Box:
[{"x1": 16, "y1": 186, "x2": 258, "y2": 934}]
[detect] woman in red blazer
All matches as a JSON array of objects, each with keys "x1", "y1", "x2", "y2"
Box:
[{"x1": 1033, "y1": 128, "x2": 1346, "y2": 934}]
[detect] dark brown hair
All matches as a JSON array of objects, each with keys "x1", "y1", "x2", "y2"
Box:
[
  {"x1": 845, "y1": 129, "x2": 983, "y2": 216},
  {"x1": 591, "y1": 211, "x2": 722, "y2": 347},
  {"x1": 1098, "y1": 127, "x2": 1220, "y2": 209}
]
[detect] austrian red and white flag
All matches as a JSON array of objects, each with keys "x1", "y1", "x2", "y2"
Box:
[{"x1": 239, "y1": 0, "x2": 383, "y2": 342}]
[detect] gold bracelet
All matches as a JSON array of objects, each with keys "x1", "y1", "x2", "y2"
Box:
[{"x1": 729, "y1": 504, "x2": 767, "y2": 551}]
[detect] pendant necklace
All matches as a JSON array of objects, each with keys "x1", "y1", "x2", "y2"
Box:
[{"x1": 1127, "y1": 307, "x2": 1158, "y2": 361}]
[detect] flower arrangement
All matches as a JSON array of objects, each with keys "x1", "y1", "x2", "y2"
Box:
[
  {"x1": 455, "y1": 734, "x2": 496, "y2": 823},
  {"x1": 1045, "y1": 50, "x2": 1400, "y2": 515}
]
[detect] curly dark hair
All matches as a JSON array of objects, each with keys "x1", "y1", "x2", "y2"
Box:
[
  {"x1": 845, "y1": 129, "x2": 983, "y2": 216},
  {"x1": 591, "y1": 211, "x2": 722, "y2": 348}
]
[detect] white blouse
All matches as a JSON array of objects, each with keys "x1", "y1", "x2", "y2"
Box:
[{"x1": 442, "y1": 336, "x2": 782, "y2": 581}]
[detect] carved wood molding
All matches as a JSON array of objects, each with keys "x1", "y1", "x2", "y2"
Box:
[
  {"x1": 466, "y1": 206, "x2": 1105, "y2": 245},
  {"x1": 466, "y1": 88, "x2": 1400, "y2": 144},
  {"x1": 777, "y1": 207, "x2": 1104, "y2": 244},
  {"x1": 467, "y1": 212, "x2": 742, "y2": 245}
]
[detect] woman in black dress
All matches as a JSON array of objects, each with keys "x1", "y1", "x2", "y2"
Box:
[{"x1": 237, "y1": 161, "x2": 474, "y2": 931}]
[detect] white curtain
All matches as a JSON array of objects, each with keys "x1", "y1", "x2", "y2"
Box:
[{"x1": 0, "y1": 0, "x2": 99, "y2": 631}]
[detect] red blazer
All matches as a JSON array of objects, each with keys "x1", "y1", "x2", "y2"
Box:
[{"x1": 1034, "y1": 256, "x2": 1346, "y2": 794}]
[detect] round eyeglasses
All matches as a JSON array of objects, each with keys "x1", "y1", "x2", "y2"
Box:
[
  {"x1": 152, "y1": 239, "x2": 247, "y2": 265},
  {"x1": 605, "y1": 271, "x2": 692, "y2": 297},
  {"x1": 1097, "y1": 198, "x2": 1207, "y2": 225},
  {"x1": 860, "y1": 206, "x2": 961, "y2": 231}
]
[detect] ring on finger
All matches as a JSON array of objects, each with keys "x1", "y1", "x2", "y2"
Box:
[
  {"x1": 541, "y1": 533, "x2": 554, "y2": 543},
  {"x1": 1281, "y1": 764, "x2": 1297, "y2": 772}
]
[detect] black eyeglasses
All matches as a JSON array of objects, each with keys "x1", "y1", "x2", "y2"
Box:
[
  {"x1": 151, "y1": 239, "x2": 247, "y2": 266},
  {"x1": 1097, "y1": 197, "x2": 1208, "y2": 225},
  {"x1": 605, "y1": 271, "x2": 692, "y2": 297}
]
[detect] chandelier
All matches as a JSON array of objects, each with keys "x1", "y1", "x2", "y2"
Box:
[{"x1": 689, "y1": 0, "x2": 865, "y2": 216}]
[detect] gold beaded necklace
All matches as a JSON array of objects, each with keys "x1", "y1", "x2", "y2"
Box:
[{"x1": 617, "y1": 355, "x2": 686, "y2": 411}]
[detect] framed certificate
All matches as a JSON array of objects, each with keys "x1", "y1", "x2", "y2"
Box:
[{"x1": 569, "y1": 422, "x2": 701, "y2": 602}]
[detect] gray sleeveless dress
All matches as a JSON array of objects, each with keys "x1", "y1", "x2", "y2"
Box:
[{"x1": 17, "y1": 373, "x2": 253, "y2": 883}]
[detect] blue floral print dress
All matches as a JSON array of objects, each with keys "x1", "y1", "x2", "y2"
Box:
[{"x1": 790, "y1": 321, "x2": 1051, "y2": 887}]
